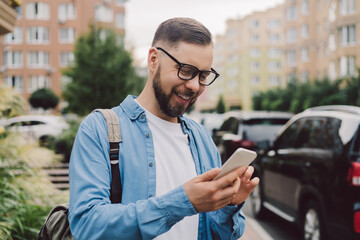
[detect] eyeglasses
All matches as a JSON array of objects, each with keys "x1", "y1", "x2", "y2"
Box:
[{"x1": 156, "y1": 47, "x2": 219, "y2": 86}]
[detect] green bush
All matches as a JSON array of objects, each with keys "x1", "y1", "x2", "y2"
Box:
[
  {"x1": 0, "y1": 133, "x2": 68, "y2": 240},
  {"x1": 54, "y1": 118, "x2": 81, "y2": 162}
]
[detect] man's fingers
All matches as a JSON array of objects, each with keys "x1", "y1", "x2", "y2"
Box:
[
  {"x1": 214, "y1": 167, "x2": 246, "y2": 188},
  {"x1": 196, "y1": 168, "x2": 220, "y2": 182}
]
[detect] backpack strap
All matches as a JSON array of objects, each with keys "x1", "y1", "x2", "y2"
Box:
[{"x1": 93, "y1": 109, "x2": 122, "y2": 203}]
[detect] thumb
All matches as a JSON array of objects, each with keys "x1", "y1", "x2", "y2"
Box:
[{"x1": 196, "y1": 168, "x2": 220, "y2": 182}]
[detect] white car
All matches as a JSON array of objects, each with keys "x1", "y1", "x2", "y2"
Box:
[{"x1": 4, "y1": 115, "x2": 69, "y2": 145}]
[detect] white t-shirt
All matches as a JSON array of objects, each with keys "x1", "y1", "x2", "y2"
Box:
[{"x1": 140, "y1": 106, "x2": 199, "y2": 240}]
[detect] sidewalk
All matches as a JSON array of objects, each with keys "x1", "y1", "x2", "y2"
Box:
[{"x1": 239, "y1": 216, "x2": 274, "y2": 240}]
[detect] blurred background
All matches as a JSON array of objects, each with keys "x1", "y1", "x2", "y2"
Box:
[{"x1": 0, "y1": 0, "x2": 360, "y2": 239}]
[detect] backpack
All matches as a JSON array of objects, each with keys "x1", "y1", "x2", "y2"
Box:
[{"x1": 38, "y1": 109, "x2": 122, "y2": 240}]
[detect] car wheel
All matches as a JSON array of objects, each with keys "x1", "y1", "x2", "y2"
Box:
[
  {"x1": 250, "y1": 182, "x2": 266, "y2": 218},
  {"x1": 302, "y1": 201, "x2": 326, "y2": 240}
]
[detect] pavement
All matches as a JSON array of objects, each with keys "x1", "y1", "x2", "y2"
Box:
[{"x1": 240, "y1": 216, "x2": 274, "y2": 240}]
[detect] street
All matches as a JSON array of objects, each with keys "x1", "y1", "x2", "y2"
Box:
[{"x1": 241, "y1": 196, "x2": 302, "y2": 240}]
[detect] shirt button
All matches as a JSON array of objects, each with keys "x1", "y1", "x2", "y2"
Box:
[
  {"x1": 149, "y1": 194, "x2": 153, "y2": 198},
  {"x1": 141, "y1": 114, "x2": 144, "y2": 118},
  {"x1": 146, "y1": 133, "x2": 150, "y2": 138},
  {"x1": 233, "y1": 233, "x2": 237, "y2": 237},
  {"x1": 149, "y1": 162, "x2": 153, "y2": 167}
]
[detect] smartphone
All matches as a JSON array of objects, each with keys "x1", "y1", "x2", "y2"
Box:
[{"x1": 213, "y1": 148, "x2": 257, "y2": 180}]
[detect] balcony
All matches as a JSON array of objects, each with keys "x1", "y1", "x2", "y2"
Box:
[{"x1": 0, "y1": 0, "x2": 18, "y2": 35}]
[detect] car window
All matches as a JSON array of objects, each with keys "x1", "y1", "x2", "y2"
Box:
[
  {"x1": 242, "y1": 118, "x2": 290, "y2": 142},
  {"x1": 30, "y1": 121, "x2": 45, "y2": 126},
  {"x1": 294, "y1": 117, "x2": 342, "y2": 151},
  {"x1": 275, "y1": 119, "x2": 302, "y2": 149},
  {"x1": 219, "y1": 117, "x2": 239, "y2": 134}
]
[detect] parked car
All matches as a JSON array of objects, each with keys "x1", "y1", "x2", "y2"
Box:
[
  {"x1": 4, "y1": 115, "x2": 69, "y2": 146},
  {"x1": 213, "y1": 111, "x2": 293, "y2": 163},
  {"x1": 250, "y1": 105, "x2": 360, "y2": 240},
  {"x1": 199, "y1": 113, "x2": 226, "y2": 137}
]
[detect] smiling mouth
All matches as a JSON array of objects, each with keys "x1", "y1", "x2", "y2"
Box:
[{"x1": 176, "y1": 92, "x2": 191, "y2": 101}]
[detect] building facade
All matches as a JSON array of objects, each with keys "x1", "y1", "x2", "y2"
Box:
[
  {"x1": 198, "y1": 0, "x2": 360, "y2": 111},
  {"x1": 0, "y1": 0, "x2": 127, "y2": 111}
]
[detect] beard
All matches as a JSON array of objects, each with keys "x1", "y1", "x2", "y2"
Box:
[{"x1": 152, "y1": 66, "x2": 197, "y2": 117}]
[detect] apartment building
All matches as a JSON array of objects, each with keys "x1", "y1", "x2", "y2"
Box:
[
  {"x1": 199, "y1": 0, "x2": 360, "y2": 111},
  {"x1": 0, "y1": 0, "x2": 127, "y2": 111},
  {"x1": 199, "y1": 5, "x2": 284, "y2": 111}
]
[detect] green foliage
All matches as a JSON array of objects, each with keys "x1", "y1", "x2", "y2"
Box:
[
  {"x1": 29, "y1": 88, "x2": 59, "y2": 110},
  {"x1": 216, "y1": 95, "x2": 226, "y2": 113},
  {"x1": 0, "y1": 87, "x2": 24, "y2": 118},
  {"x1": 252, "y1": 72, "x2": 360, "y2": 113},
  {"x1": 62, "y1": 25, "x2": 145, "y2": 116},
  {"x1": 54, "y1": 117, "x2": 81, "y2": 162}
]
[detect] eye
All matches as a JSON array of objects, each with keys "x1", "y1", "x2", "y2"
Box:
[{"x1": 179, "y1": 65, "x2": 197, "y2": 78}]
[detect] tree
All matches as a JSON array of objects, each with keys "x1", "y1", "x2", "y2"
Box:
[
  {"x1": 62, "y1": 25, "x2": 145, "y2": 116},
  {"x1": 29, "y1": 88, "x2": 59, "y2": 110},
  {"x1": 216, "y1": 95, "x2": 226, "y2": 113}
]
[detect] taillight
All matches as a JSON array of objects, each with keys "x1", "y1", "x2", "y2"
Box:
[
  {"x1": 348, "y1": 162, "x2": 360, "y2": 186},
  {"x1": 354, "y1": 211, "x2": 360, "y2": 233},
  {"x1": 231, "y1": 139, "x2": 256, "y2": 148}
]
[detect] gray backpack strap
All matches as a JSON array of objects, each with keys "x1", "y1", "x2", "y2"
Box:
[
  {"x1": 92, "y1": 108, "x2": 122, "y2": 203},
  {"x1": 93, "y1": 109, "x2": 122, "y2": 143}
]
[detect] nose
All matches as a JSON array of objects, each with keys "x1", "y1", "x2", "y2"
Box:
[{"x1": 183, "y1": 75, "x2": 201, "y2": 92}]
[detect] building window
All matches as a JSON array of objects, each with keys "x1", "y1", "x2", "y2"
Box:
[
  {"x1": 115, "y1": 0, "x2": 127, "y2": 6},
  {"x1": 340, "y1": 56, "x2": 355, "y2": 77},
  {"x1": 329, "y1": 61, "x2": 336, "y2": 80},
  {"x1": 26, "y1": 2, "x2": 49, "y2": 20},
  {"x1": 250, "y1": 48, "x2": 260, "y2": 57},
  {"x1": 116, "y1": 34, "x2": 124, "y2": 46},
  {"x1": 250, "y1": 20, "x2": 259, "y2": 28},
  {"x1": 287, "y1": 50, "x2": 297, "y2": 67},
  {"x1": 287, "y1": 72, "x2": 297, "y2": 82},
  {"x1": 269, "y1": 75, "x2": 281, "y2": 86},
  {"x1": 268, "y1": 61, "x2": 281, "y2": 71},
  {"x1": 95, "y1": 5, "x2": 113, "y2": 22},
  {"x1": 268, "y1": 19, "x2": 281, "y2": 29},
  {"x1": 3, "y1": 75, "x2": 23, "y2": 92},
  {"x1": 58, "y1": 3, "x2": 76, "y2": 22},
  {"x1": 286, "y1": 28, "x2": 297, "y2": 43},
  {"x1": 3, "y1": 27, "x2": 23, "y2": 44},
  {"x1": 301, "y1": 71, "x2": 309, "y2": 83},
  {"x1": 27, "y1": 27, "x2": 49, "y2": 44},
  {"x1": 16, "y1": 6, "x2": 22, "y2": 19},
  {"x1": 268, "y1": 47, "x2": 281, "y2": 58},
  {"x1": 251, "y1": 61, "x2": 260, "y2": 71},
  {"x1": 116, "y1": 13, "x2": 125, "y2": 29},
  {"x1": 339, "y1": 0, "x2": 356, "y2": 16},
  {"x1": 59, "y1": 28, "x2": 76, "y2": 43},
  {"x1": 286, "y1": 5, "x2": 297, "y2": 21},
  {"x1": 338, "y1": 25, "x2": 356, "y2": 46},
  {"x1": 268, "y1": 33, "x2": 280, "y2": 43},
  {"x1": 60, "y1": 52, "x2": 74, "y2": 67},
  {"x1": 301, "y1": 0, "x2": 309, "y2": 15},
  {"x1": 251, "y1": 76, "x2": 261, "y2": 85},
  {"x1": 251, "y1": 34, "x2": 259, "y2": 42},
  {"x1": 27, "y1": 51, "x2": 50, "y2": 68},
  {"x1": 301, "y1": 47, "x2": 309, "y2": 62},
  {"x1": 3, "y1": 51, "x2": 23, "y2": 68},
  {"x1": 301, "y1": 24, "x2": 309, "y2": 39},
  {"x1": 329, "y1": 34, "x2": 336, "y2": 51},
  {"x1": 61, "y1": 75, "x2": 71, "y2": 90},
  {"x1": 28, "y1": 75, "x2": 51, "y2": 93}
]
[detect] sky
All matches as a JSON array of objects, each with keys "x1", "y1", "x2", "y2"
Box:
[{"x1": 124, "y1": 0, "x2": 284, "y2": 66}]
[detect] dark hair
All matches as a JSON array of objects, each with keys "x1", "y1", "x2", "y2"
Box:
[{"x1": 151, "y1": 17, "x2": 213, "y2": 47}]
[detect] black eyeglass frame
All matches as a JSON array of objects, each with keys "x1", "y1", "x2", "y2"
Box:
[{"x1": 156, "y1": 47, "x2": 219, "y2": 86}]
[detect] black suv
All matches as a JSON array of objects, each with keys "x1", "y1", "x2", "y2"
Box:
[{"x1": 251, "y1": 105, "x2": 360, "y2": 240}]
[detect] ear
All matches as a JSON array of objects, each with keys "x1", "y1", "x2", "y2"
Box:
[{"x1": 147, "y1": 47, "x2": 158, "y2": 73}]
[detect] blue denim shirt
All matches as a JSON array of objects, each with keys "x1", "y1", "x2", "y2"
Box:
[{"x1": 68, "y1": 95, "x2": 246, "y2": 240}]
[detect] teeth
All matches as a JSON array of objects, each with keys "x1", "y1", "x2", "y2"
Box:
[{"x1": 177, "y1": 93, "x2": 190, "y2": 100}]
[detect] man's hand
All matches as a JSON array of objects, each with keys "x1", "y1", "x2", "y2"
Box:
[
  {"x1": 184, "y1": 166, "x2": 258, "y2": 212},
  {"x1": 230, "y1": 166, "x2": 259, "y2": 206}
]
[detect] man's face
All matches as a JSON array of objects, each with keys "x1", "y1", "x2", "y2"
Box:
[{"x1": 152, "y1": 43, "x2": 213, "y2": 118}]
